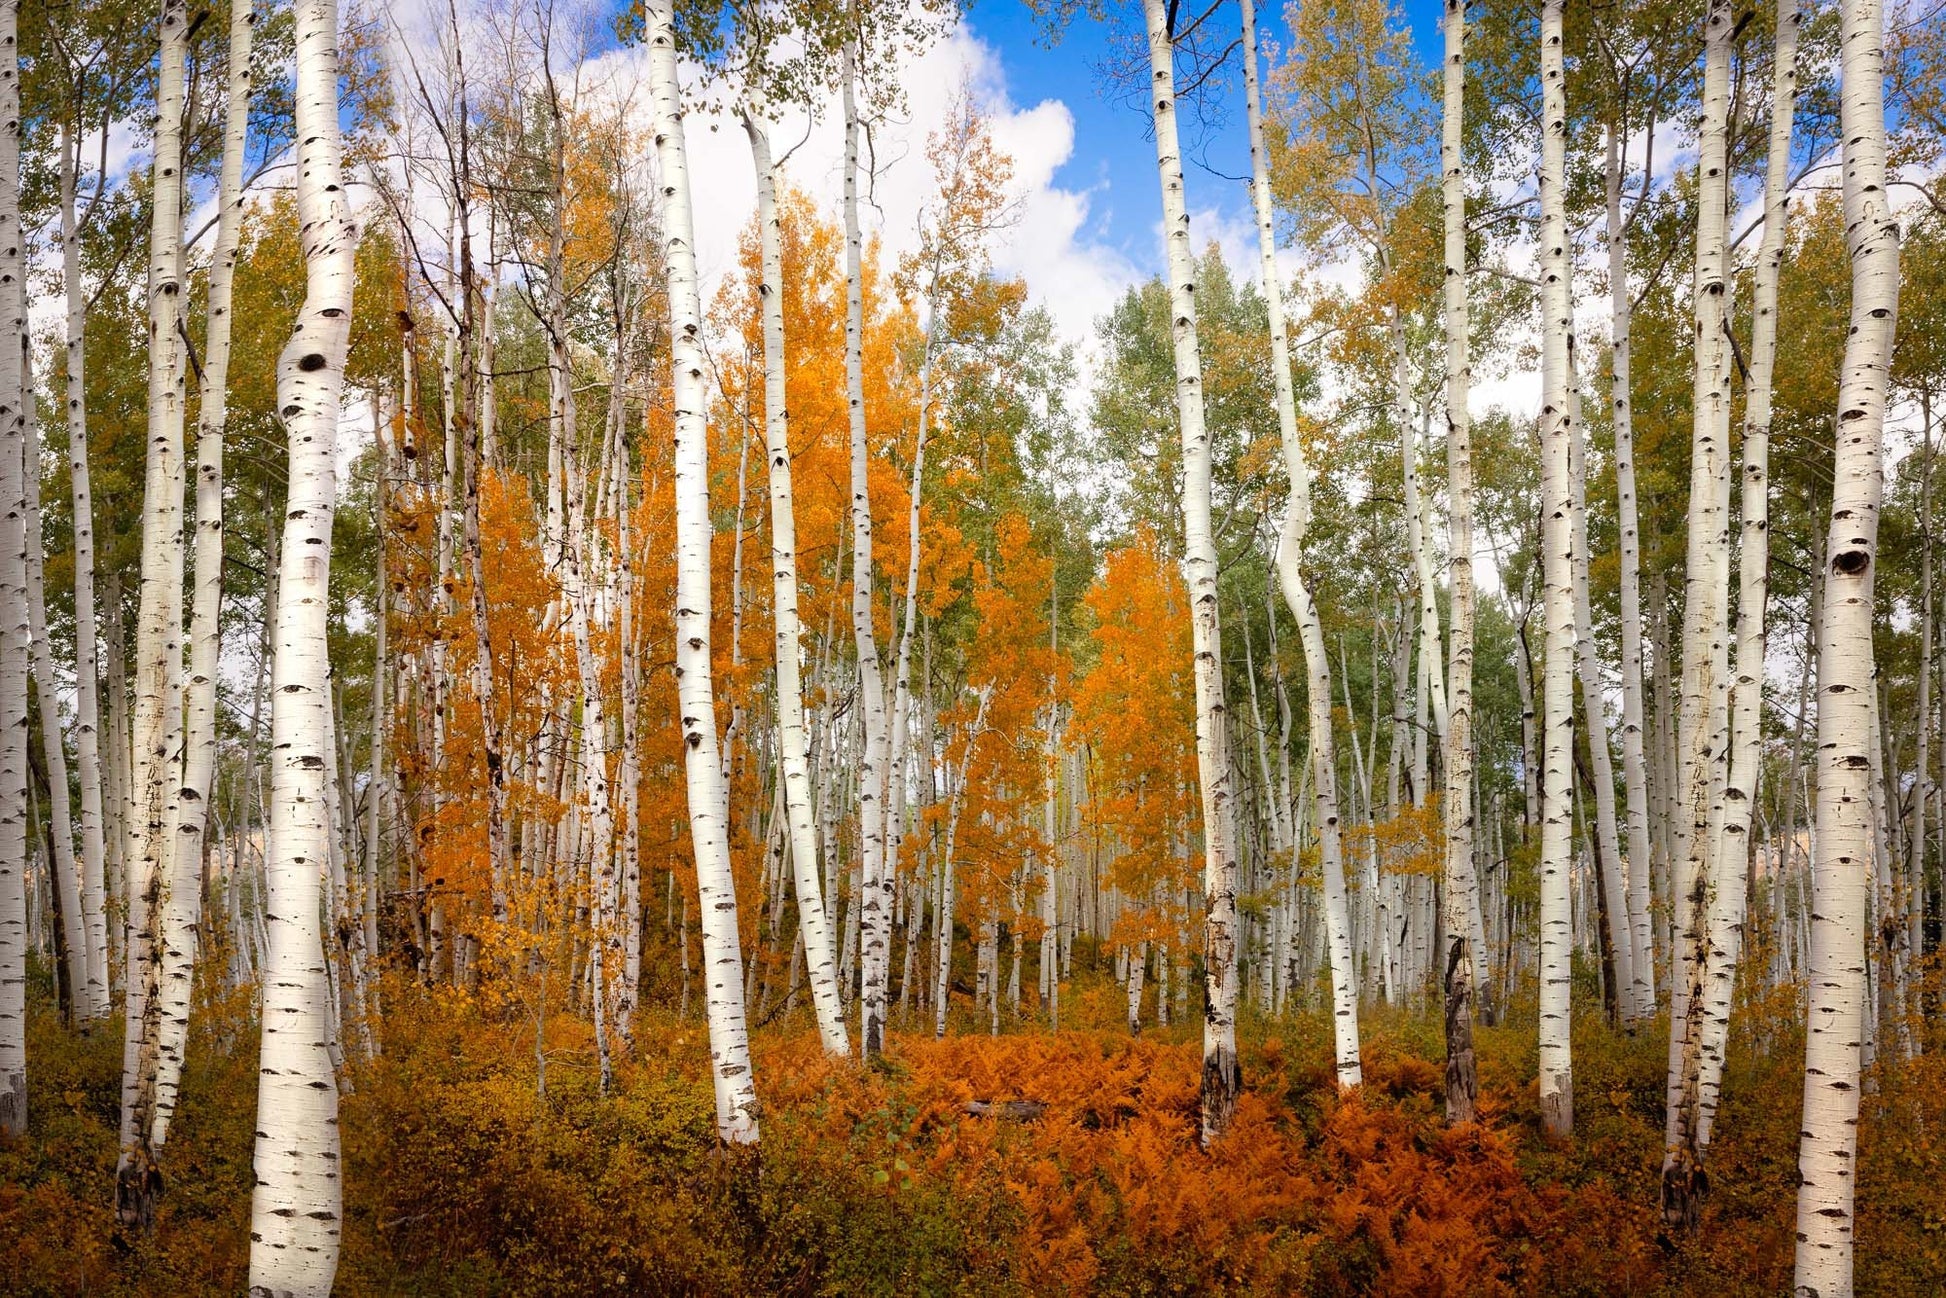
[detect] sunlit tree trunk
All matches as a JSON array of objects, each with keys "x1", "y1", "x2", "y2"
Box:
[
  {"x1": 840, "y1": 30, "x2": 894, "y2": 1058},
  {"x1": 116, "y1": 0, "x2": 189, "y2": 1216},
  {"x1": 155, "y1": 0, "x2": 253, "y2": 1146},
  {"x1": 1243, "y1": 0, "x2": 1358, "y2": 1089},
  {"x1": 1664, "y1": 0, "x2": 1736, "y2": 1224},
  {"x1": 0, "y1": 0, "x2": 24, "y2": 1139},
  {"x1": 647, "y1": 0, "x2": 759, "y2": 1143},
  {"x1": 1437, "y1": 0, "x2": 1479, "y2": 1120},
  {"x1": 1142, "y1": 0, "x2": 1240, "y2": 1143},
  {"x1": 1795, "y1": 0, "x2": 1898, "y2": 1285},
  {"x1": 1693, "y1": 0, "x2": 1798, "y2": 1161},
  {"x1": 58, "y1": 113, "x2": 109, "y2": 1022},
  {"x1": 1536, "y1": 0, "x2": 1575, "y2": 1139},
  {"x1": 246, "y1": 0, "x2": 353, "y2": 1286},
  {"x1": 742, "y1": 104, "x2": 848, "y2": 1057}
]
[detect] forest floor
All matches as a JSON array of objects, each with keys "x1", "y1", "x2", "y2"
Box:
[{"x1": 4, "y1": 957, "x2": 1944, "y2": 1296}]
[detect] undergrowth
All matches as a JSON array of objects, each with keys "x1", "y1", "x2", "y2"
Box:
[{"x1": 2, "y1": 959, "x2": 1941, "y2": 1296}]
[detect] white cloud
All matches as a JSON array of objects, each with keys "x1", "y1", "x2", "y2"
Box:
[{"x1": 569, "y1": 20, "x2": 1138, "y2": 368}]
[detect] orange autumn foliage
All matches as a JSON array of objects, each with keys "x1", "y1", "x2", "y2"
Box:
[{"x1": 1072, "y1": 531, "x2": 1201, "y2": 954}]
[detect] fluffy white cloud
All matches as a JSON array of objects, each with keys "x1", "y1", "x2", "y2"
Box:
[{"x1": 571, "y1": 20, "x2": 1139, "y2": 363}]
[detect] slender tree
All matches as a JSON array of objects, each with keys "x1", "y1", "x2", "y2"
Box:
[
  {"x1": 1141, "y1": 0, "x2": 1241, "y2": 1144},
  {"x1": 1438, "y1": 0, "x2": 1478, "y2": 1122},
  {"x1": 1536, "y1": 0, "x2": 1575, "y2": 1140},
  {"x1": 154, "y1": 0, "x2": 254, "y2": 1147},
  {"x1": 647, "y1": 0, "x2": 761, "y2": 1143},
  {"x1": 56, "y1": 91, "x2": 109, "y2": 1023},
  {"x1": 1664, "y1": 0, "x2": 1736, "y2": 1225},
  {"x1": 246, "y1": 0, "x2": 356, "y2": 1286},
  {"x1": 0, "y1": 0, "x2": 20, "y2": 1140},
  {"x1": 116, "y1": 0, "x2": 189, "y2": 1223},
  {"x1": 1795, "y1": 0, "x2": 1899, "y2": 1285},
  {"x1": 1690, "y1": 0, "x2": 1799, "y2": 1174},
  {"x1": 739, "y1": 81, "x2": 849, "y2": 1060},
  {"x1": 1242, "y1": 0, "x2": 1359, "y2": 1091}
]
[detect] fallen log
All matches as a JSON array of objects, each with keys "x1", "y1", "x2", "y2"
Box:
[{"x1": 963, "y1": 1099, "x2": 1048, "y2": 1122}]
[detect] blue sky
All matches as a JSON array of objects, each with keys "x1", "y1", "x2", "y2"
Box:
[{"x1": 960, "y1": 0, "x2": 1450, "y2": 274}]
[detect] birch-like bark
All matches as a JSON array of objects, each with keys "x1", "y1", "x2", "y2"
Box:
[
  {"x1": 246, "y1": 0, "x2": 352, "y2": 1286},
  {"x1": 1142, "y1": 0, "x2": 1241, "y2": 1143},
  {"x1": 1567, "y1": 403, "x2": 1634, "y2": 1019},
  {"x1": 1795, "y1": 0, "x2": 1898, "y2": 1284},
  {"x1": 1401, "y1": 414, "x2": 1448, "y2": 767},
  {"x1": 0, "y1": 0, "x2": 21, "y2": 1137},
  {"x1": 116, "y1": 0, "x2": 189, "y2": 1216},
  {"x1": 1692, "y1": 0, "x2": 1798, "y2": 1159},
  {"x1": 1664, "y1": 0, "x2": 1736, "y2": 1222},
  {"x1": 22, "y1": 348, "x2": 89, "y2": 1028},
  {"x1": 837, "y1": 29, "x2": 894, "y2": 1057},
  {"x1": 741, "y1": 105, "x2": 848, "y2": 1057},
  {"x1": 1436, "y1": 0, "x2": 1479, "y2": 1122},
  {"x1": 59, "y1": 112, "x2": 109, "y2": 1022},
  {"x1": 1536, "y1": 0, "x2": 1575, "y2": 1139},
  {"x1": 1605, "y1": 121, "x2": 1657, "y2": 1014},
  {"x1": 647, "y1": 0, "x2": 759, "y2": 1143},
  {"x1": 1243, "y1": 0, "x2": 1358, "y2": 1089},
  {"x1": 933, "y1": 686, "x2": 989, "y2": 1037},
  {"x1": 155, "y1": 0, "x2": 253, "y2": 1146}
]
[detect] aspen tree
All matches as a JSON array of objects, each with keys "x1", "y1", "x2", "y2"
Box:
[
  {"x1": 837, "y1": 9, "x2": 896, "y2": 1058},
  {"x1": 155, "y1": 0, "x2": 253, "y2": 1146},
  {"x1": 1665, "y1": 0, "x2": 1736, "y2": 1223},
  {"x1": 1599, "y1": 66, "x2": 1658, "y2": 1020},
  {"x1": 1567, "y1": 403, "x2": 1634, "y2": 1018},
  {"x1": 246, "y1": 0, "x2": 355, "y2": 1285},
  {"x1": 1140, "y1": 0, "x2": 1241, "y2": 1143},
  {"x1": 1692, "y1": 0, "x2": 1799, "y2": 1164},
  {"x1": 1437, "y1": 0, "x2": 1478, "y2": 1120},
  {"x1": 20, "y1": 346, "x2": 86, "y2": 1022},
  {"x1": 18, "y1": 332, "x2": 93, "y2": 1035},
  {"x1": 646, "y1": 0, "x2": 760, "y2": 1143},
  {"x1": 739, "y1": 98, "x2": 849, "y2": 1058},
  {"x1": 1242, "y1": 0, "x2": 1358, "y2": 1091},
  {"x1": 57, "y1": 106, "x2": 109, "y2": 1022},
  {"x1": 1536, "y1": 0, "x2": 1575, "y2": 1140},
  {"x1": 1795, "y1": 0, "x2": 1898, "y2": 1284},
  {"x1": 0, "y1": 0, "x2": 18, "y2": 1139},
  {"x1": 117, "y1": 0, "x2": 189, "y2": 1219}
]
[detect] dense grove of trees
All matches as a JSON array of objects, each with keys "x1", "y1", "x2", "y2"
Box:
[{"x1": 0, "y1": 0, "x2": 1943, "y2": 1291}]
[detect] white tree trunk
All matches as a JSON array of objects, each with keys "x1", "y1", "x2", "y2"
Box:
[
  {"x1": 246, "y1": 0, "x2": 353, "y2": 1286},
  {"x1": 1693, "y1": 0, "x2": 1798, "y2": 1156},
  {"x1": 21, "y1": 350, "x2": 86, "y2": 1020},
  {"x1": 155, "y1": 0, "x2": 253, "y2": 1147},
  {"x1": 1605, "y1": 121, "x2": 1657, "y2": 1017},
  {"x1": 117, "y1": 0, "x2": 189, "y2": 1215},
  {"x1": 1665, "y1": 0, "x2": 1736, "y2": 1220},
  {"x1": 1142, "y1": 0, "x2": 1241, "y2": 1142},
  {"x1": 0, "y1": 0, "x2": 23, "y2": 1138},
  {"x1": 1567, "y1": 403, "x2": 1634, "y2": 1019},
  {"x1": 741, "y1": 106, "x2": 848, "y2": 1057},
  {"x1": 1536, "y1": 0, "x2": 1575, "y2": 1139},
  {"x1": 1795, "y1": 0, "x2": 1898, "y2": 1285},
  {"x1": 839, "y1": 38, "x2": 894, "y2": 1059},
  {"x1": 1437, "y1": 0, "x2": 1479, "y2": 1121},
  {"x1": 1243, "y1": 0, "x2": 1359, "y2": 1089},
  {"x1": 647, "y1": 0, "x2": 759, "y2": 1144},
  {"x1": 59, "y1": 113, "x2": 110, "y2": 1022}
]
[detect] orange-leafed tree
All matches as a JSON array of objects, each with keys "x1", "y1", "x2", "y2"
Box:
[{"x1": 1072, "y1": 531, "x2": 1199, "y2": 1032}]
